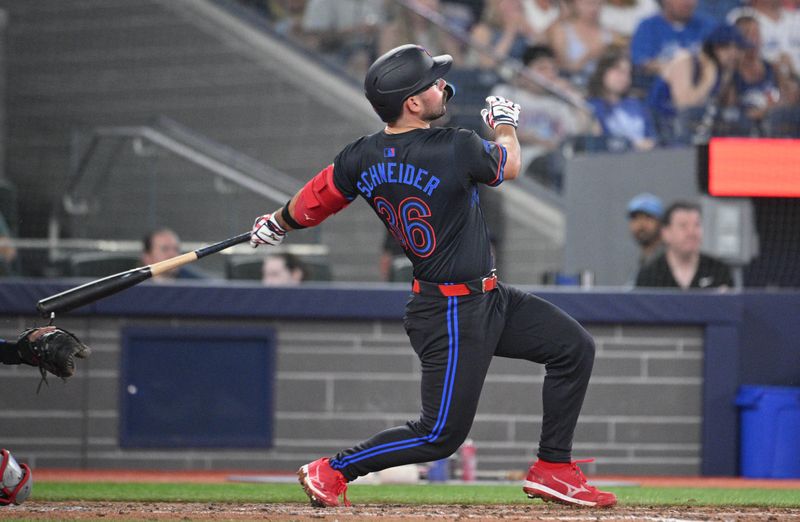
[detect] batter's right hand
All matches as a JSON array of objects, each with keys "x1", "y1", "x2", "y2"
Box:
[
  {"x1": 251, "y1": 213, "x2": 286, "y2": 248},
  {"x1": 481, "y1": 96, "x2": 521, "y2": 130}
]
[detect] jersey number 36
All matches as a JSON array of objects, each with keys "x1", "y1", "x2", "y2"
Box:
[{"x1": 375, "y1": 196, "x2": 436, "y2": 258}]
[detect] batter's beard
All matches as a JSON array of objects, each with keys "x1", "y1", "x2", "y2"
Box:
[{"x1": 423, "y1": 101, "x2": 447, "y2": 122}]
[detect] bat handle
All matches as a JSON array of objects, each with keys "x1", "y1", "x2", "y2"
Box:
[
  {"x1": 196, "y1": 231, "x2": 252, "y2": 259},
  {"x1": 150, "y1": 231, "x2": 251, "y2": 276}
]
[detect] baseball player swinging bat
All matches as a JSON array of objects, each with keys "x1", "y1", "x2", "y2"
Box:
[{"x1": 36, "y1": 231, "x2": 251, "y2": 317}]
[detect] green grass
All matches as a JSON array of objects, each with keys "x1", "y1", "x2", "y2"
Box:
[{"x1": 31, "y1": 482, "x2": 800, "y2": 507}]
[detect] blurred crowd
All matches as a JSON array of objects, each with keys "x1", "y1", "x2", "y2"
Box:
[{"x1": 242, "y1": 0, "x2": 800, "y2": 189}]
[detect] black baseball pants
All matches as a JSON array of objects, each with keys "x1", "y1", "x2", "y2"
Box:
[{"x1": 329, "y1": 283, "x2": 595, "y2": 481}]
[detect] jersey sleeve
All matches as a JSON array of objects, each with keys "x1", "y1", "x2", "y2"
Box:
[
  {"x1": 454, "y1": 129, "x2": 508, "y2": 187},
  {"x1": 331, "y1": 146, "x2": 359, "y2": 201}
]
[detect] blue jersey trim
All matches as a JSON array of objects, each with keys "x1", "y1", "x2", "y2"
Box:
[
  {"x1": 488, "y1": 144, "x2": 506, "y2": 187},
  {"x1": 329, "y1": 296, "x2": 459, "y2": 469}
]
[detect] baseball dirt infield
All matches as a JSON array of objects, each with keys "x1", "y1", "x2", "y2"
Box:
[
  {"x1": 5, "y1": 501, "x2": 800, "y2": 521},
  {"x1": 4, "y1": 470, "x2": 798, "y2": 521}
]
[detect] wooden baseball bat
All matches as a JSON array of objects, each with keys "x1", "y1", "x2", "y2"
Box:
[{"x1": 37, "y1": 231, "x2": 252, "y2": 317}]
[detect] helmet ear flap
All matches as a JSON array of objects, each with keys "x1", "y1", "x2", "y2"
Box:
[{"x1": 443, "y1": 82, "x2": 455, "y2": 102}]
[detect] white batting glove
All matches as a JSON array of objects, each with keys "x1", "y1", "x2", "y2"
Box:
[
  {"x1": 250, "y1": 213, "x2": 286, "y2": 248},
  {"x1": 480, "y1": 96, "x2": 521, "y2": 130}
]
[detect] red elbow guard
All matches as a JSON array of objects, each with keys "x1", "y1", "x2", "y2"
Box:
[{"x1": 289, "y1": 164, "x2": 350, "y2": 228}]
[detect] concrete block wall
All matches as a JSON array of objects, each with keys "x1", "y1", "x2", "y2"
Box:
[{"x1": 0, "y1": 314, "x2": 702, "y2": 477}]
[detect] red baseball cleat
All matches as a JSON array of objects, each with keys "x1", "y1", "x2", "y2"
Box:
[
  {"x1": 523, "y1": 458, "x2": 617, "y2": 507},
  {"x1": 297, "y1": 457, "x2": 351, "y2": 507}
]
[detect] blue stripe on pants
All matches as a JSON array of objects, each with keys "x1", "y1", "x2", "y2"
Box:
[{"x1": 330, "y1": 296, "x2": 459, "y2": 469}]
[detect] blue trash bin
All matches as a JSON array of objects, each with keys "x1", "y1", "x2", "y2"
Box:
[{"x1": 736, "y1": 385, "x2": 800, "y2": 478}]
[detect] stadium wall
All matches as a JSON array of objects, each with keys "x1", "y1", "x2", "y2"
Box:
[{"x1": 2, "y1": 281, "x2": 794, "y2": 477}]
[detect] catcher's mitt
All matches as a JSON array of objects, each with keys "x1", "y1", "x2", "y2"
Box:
[{"x1": 16, "y1": 327, "x2": 90, "y2": 388}]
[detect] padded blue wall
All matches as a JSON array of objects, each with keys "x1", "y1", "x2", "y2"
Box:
[
  {"x1": 2, "y1": 279, "x2": 799, "y2": 475},
  {"x1": 119, "y1": 327, "x2": 276, "y2": 448}
]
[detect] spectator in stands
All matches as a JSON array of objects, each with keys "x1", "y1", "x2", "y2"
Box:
[
  {"x1": 587, "y1": 49, "x2": 658, "y2": 150},
  {"x1": 626, "y1": 193, "x2": 665, "y2": 270},
  {"x1": 0, "y1": 212, "x2": 17, "y2": 277},
  {"x1": 490, "y1": 44, "x2": 593, "y2": 190},
  {"x1": 647, "y1": 24, "x2": 749, "y2": 143},
  {"x1": 601, "y1": 0, "x2": 659, "y2": 40},
  {"x1": 636, "y1": 201, "x2": 733, "y2": 289},
  {"x1": 548, "y1": 0, "x2": 618, "y2": 87},
  {"x1": 300, "y1": 0, "x2": 386, "y2": 77},
  {"x1": 470, "y1": 0, "x2": 538, "y2": 69},
  {"x1": 630, "y1": 0, "x2": 717, "y2": 77},
  {"x1": 141, "y1": 228, "x2": 204, "y2": 281},
  {"x1": 727, "y1": 0, "x2": 800, "y2": 76},
  {"x1": 695, "y1": 0, "x2": 743, "y2": 24},
  {"x1": 262, "y1": 252, "x2": 306, "y2": 285},
  {"x1": 520, "y1": 0, "x2": 561, "y2": 43},
  {"x1": 441, "y1": 0, "x2": 484, "y2": 32},
  {"x1": 381, "y1": 0, "x2": 465, "y2": 63},
  {"x1": 733, "y1": 15, "x2": 800, "y2": 122},
  {"x1": 263, "y1": 0, "x2": 308, "y2": 40}
]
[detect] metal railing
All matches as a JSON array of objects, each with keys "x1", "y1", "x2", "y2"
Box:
[
  {"x1": 63, "y1": 117, "x2": 300, "y2": 217},
  {"x1": 20, "y1": 117, "x2": 329, "y2": 278}
]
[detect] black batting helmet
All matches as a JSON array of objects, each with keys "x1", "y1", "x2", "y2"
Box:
[{"x1": 364, "y1": 44, "x2": 456, "y2": 122}]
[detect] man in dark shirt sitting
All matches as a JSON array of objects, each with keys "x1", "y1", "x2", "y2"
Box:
[{"x1": 636, "y1": 201, "x2": 733, "y2": 289}]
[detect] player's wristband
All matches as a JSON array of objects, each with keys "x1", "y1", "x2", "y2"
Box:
[{"x1": 281, "y1": 201, "x2": 307, "y2": 230}]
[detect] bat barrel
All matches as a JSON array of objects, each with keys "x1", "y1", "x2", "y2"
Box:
[
  {"x1": 35, "y1": 231, "x2": 252, "y2": 317},
  {"x1": 37, "y1": 267, "x2": 152, "y2": 316}
]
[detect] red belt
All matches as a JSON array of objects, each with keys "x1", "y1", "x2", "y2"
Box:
[{"x1": 412, "y1": 273, "x2": 498, "y2": 297}]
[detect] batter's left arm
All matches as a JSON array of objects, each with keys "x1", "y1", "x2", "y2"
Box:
[
  {"x1": 251, "y1": 164, "x2": 351, "y2": 247},
  {"x1": 492, "y1": 125, "x2": 521, "y2": 181},
  {"x1": 481, "y1": 96, "x2": 522, "y2": 181}
]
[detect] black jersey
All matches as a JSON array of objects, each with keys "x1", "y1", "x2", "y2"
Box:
[
  {"x1": 635, "y1": 253, "x2": 734, "y2": 288},
  {"x1": 333, "y1": 127, "x2": 507, "y2": 283}
]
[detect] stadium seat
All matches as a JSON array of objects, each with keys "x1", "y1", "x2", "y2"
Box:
[
  {"x1": 226, "y1": 256, "x2": 262, "y2": 280},
  {"x1": 67, "y1": 252, "x2": 141, "y2": 278},
  {"x1": 303, "y1": 258, "x2": 332, "y2": 282},
  {"x1": 763, "y1": 106, "x2": 800, "y2": 138},
  {"x1": 567, "y1": 135, "x2": 632, "y2": 154},
  {"x1": 226, "y1": 255, "x2": 332, "y2": 282}
]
